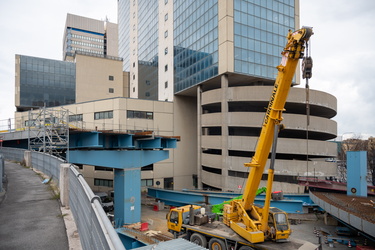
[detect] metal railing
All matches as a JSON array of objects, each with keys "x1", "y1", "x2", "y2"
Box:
[
  {"x1": 31, "y1": 151, "x2": 64, "y2": 184},
  {"x1": 0, "y1": 147, "x2": 124, "y2": 250},
  {"x1": 70, "y1": 167, "x2": 124, "y2": 249}
]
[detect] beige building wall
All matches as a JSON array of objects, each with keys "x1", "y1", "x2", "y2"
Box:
[
  {"x1": 14, "y1": 97, "x2": 194, "y2": 191},
  {"x1": 218, "y1": 0, "x2": 234, "y2": 74},
  {"x1": 75, "y1": 54, "x2": 124, "y2": 103},
  {"x1": 158, "y1": 0, "x2": 174, "y2": 101},
  {"x1": 172, "y1": 96, "x2": 198, "y2": 189},
  {"x1": 122, "y1": 72, "x2": 130, "y2": 97},
  {"x1": 129, "y1": 2, "x2": 138, "y2": 98},
  {"x1": 105, "y1": 21, "x2": 119, "y2": 57},
  {"x1": 199, "y1": 84, "x2": 337, "y2": 192}
]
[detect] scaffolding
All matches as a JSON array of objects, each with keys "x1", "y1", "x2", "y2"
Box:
[{"x1": 28, "y1": 106, "x2": 69, "y2": 160}]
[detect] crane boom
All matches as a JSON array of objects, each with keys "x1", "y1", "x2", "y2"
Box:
[
  {"x1": 166, "y1": 27, "x2": 314, "y2": 248},
  {"x1": 224, "y1": 27, "x2": 313, "y2": 244},
  {"x1": 241, "y1": 27, "x2": 313, "y2": 209}
]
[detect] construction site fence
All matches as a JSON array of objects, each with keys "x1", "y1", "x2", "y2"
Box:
[{"x1": 0, "y1": 147, "x2": 125, "y2": 250}]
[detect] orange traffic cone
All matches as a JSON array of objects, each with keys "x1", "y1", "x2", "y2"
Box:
[{"x1": 348, "y1": 239, "x2": 352, "y2": 248}]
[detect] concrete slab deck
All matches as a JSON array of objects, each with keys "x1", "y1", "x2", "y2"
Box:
[{"x1": 0, "y1": 161, "x2": 69, "y2": 250}]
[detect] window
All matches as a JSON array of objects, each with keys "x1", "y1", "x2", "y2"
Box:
[
  {"x1": 165, "y1": 0, "x2": 168, "y2": 4},
  {"x1": 165, "y1": 81, "x2": 168, "y2": 88},
  {"x1": 133, "y1": 74, "x2": 135, "y2": 80},
  {"x1": 164, "y1": 30, "x2": 168, "y2": 38},
  {"x1": 146, "y1": 80, "x2": 150, "y2": 85},
  {"x1": 95, "y1": 166, "x2": 113, "y2": 172},
  {"x1": 25, "y1": 120, "x2": 36, "y2": 127},
  {"x1": 69, "y1": 114, "x2": 83, "y2": 122},
  {"x1": 127, "y1": 110, "x2": 153, "y2": 120},
  {"x1": 142, "y1": 164, "x2": 153, "y2": 171},
  {"x1": 164, "y1": 47, "x2": 168, "y2": 55},
  {"x1": 109, "y1": 88, "x2": 114, "y2": 93},
  {"x1": 109, "y1": 75, "x2": 114, "y2": 81},
  {"x1": 94, "y1": 111, "x2": 113, "y2": 120},
  {"x1": 133, "y1": 87, "x2": 135, "y2": 92},
  {"x1": 145, "y1": 92, "x2": 150, "y2": 97},
  {"x1": 133, "y1": 62, "x2": 135, "y2": 67},
  {"x1": 141, "y1": 179, "x2": 153, "y2": 187},
  {"x1": 165, "y1": 64, "x2": 168, "y2": 72},
  {"x1": 94, "y1": 178, "x2": 113, "y2": 187},
  {"x1": 165, "y1": 13, "x2": 168, "y2": 21}
]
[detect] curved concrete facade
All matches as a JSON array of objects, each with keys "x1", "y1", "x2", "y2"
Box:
[{"x1": 199, "y1": 84, "x2": 338, "y2": 192}]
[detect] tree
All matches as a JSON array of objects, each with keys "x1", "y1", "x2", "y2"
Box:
[{"x1": 338, "y1": 136, "x2": 375, "y2": 185}]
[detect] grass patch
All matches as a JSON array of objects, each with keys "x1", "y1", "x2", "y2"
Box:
[{"x1": 51, "y1": 192, "x2": 60, "y2": 200}]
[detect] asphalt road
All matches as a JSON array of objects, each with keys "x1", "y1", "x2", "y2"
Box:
[{"x1": 0, "y1": 161, "x2": 68, "y2": 250}]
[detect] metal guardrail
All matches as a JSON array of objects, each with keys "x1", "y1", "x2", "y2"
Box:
[
  {"x1": 0, "y1": 147, "x2": 125, "y2": 250},
  {"x1": 0, "y1": 147, "x2": 24, "y2": 162},
  {"x1": 70, "y1": 167, "x2": 125, "y2": 250},
  {"x1": 31, "y1": 151, "x2": 64, "y2": 184}
]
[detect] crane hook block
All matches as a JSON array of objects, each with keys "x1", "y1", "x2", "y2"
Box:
[{"x1": 302, "y1": 56, "x2": 313, "y2": 79}]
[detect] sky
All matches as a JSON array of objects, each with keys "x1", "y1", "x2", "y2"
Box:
[{"x1": 1, "y1": 0, "x2": 374, "y2": 139}]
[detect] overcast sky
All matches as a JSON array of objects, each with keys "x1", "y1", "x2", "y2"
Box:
[{"x1": 1, "y1": 0, "x2": 374, "y2": 139}]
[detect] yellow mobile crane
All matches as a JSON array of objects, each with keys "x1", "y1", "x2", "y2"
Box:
[{"x1": 167, "y1": 27, "x2": 313, "y2": 250}]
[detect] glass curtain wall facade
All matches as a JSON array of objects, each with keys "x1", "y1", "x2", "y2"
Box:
[
  {"x1": 233, "y1": 0, "x2": 295, "y2": 80},
  {"x1": 117, "y1": 0, "x2": 296, "y2": 98},
  {"x1": 118, "y1": 0, "x2": 130, "y2": 71},
  {"x1": 18, "y1": 55, "x2": 75, "y2": 110},
  {"x1": 138, "y1": 1, "x2": 159, "y2": 100},
  {"x1": 173, "y1": 0, "x2": 219, "y2": 93}
]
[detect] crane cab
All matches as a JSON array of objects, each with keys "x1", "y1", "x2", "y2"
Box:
[{"x1": 267, "y1": 207, "x2": 291, "y2": 242}]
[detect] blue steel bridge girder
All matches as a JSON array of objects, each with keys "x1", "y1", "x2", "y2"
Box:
[{"x1": 67, "y1": 131, "x2": 178, "y2": 226}]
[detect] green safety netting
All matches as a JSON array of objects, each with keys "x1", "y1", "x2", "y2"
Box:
[{"x1": 211, "y1": 187, "x2": 267, "y2": 215}]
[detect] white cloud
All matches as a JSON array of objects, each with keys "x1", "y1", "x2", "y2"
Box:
[
  {"x1": 1, "y1": 0, "x2": 374, "y2": 138},
  {"x1": 300, "y1": 0, "x2": 375, "y2": 138},
  {"x1": 0, "y1": 0, "x2": 117, "y2": 127}
]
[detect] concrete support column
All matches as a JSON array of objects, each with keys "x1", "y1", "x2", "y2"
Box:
[
  {"x1": 59, "y1": 164, "x2": 70, "y2": 207},
  {"x1": 114, "y1": 168, "x2": 141, "y2": 226},
  {"x1": 24, "y1": 150, "x2": 32, "y2": 168},
  {"x1": 221, "y1": 74, "x2": 229, "y2": 191},
  {"x1": 197, "y1": 85, "x2": 202, "y2": 189}
]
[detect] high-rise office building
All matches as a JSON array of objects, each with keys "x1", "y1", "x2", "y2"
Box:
[
  {"x1": 118, "y1": 0, "x2": 338, "y2": 191},
  {"x1": 63, "y1": 13, "x2": 119, "y2": 61},
  {"x1": 119, "y1": 0, "x2": 299, "y2": 101}
]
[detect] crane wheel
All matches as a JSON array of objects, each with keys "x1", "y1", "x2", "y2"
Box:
[
  {"x1": 190, "y1": 233, "x2": 207, "y2": 248},
  {"x1": 209, "y1": 238, "x2": 226, "y2": 250}
]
